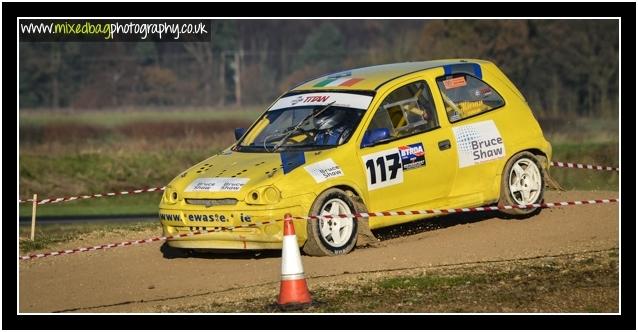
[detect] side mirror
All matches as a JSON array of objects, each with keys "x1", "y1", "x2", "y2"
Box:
[
  {"x1": 234, "y1": 128, "x2": 246, "y2": 140},
  {"x1": 361, "y1": 128, "x2": 390, "y2": 148}
]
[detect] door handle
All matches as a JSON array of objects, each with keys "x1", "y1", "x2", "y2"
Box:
[{"x1": 438, "y1": 139, "x2": 451, "y2": 151}]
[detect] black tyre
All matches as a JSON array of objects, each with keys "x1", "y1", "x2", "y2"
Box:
[
  {"x1": 302, "y1": 188, "x2": 361, "y2": 256},
  {"x1": 498, "y1": 151, "x2": 545, "y2": 216},
  {"x1": 160, "y1": 242, "x2": 191, "y2": 259}
]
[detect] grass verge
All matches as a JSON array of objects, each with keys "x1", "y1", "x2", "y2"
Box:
[
  {"x1": 19, "y1": 147, "x2": 217, "y2": 197},
  {"x1": 19, "y1": 107, "x2": 263, "y2": 127},
  {"x1": 549, "y1": 142, "x2": 619, "y2": 191},
  {"x1": 18, "y1": 219, "x2": 160, "y2": 253},
  {"x1": 19, "y1": 193, "x2": 162, "y2": 218}
]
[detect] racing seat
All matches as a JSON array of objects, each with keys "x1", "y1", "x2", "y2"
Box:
[
  {"x1": 457, "y1": 100, "x2": 489, "y2": 118},
  {"x1": 441, "y1": 87, "x2": 490, "y2": 120}
]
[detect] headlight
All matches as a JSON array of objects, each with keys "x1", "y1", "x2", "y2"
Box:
[
  {"x1": 246, "y1": 186, "x2": 281, "y2": 205},
  {"x1": 163, "y1": 186, "x2": 179, "y2": 204},
  {"x1": 264, "y1": 187, "x2": 280, "y2": 203}
]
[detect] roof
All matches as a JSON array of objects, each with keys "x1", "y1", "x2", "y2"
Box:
[{"x1": 293, "y1": 59, "x2": 491, "y2": 91}]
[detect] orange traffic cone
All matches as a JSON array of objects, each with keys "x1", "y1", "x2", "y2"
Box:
[{"x1": 277, "y1": 213, "x2": 312, "y2": 309}]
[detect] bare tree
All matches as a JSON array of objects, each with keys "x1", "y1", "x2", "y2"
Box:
[{"x1": 183, "y1": 42, "x2": 215, "y2": 106}]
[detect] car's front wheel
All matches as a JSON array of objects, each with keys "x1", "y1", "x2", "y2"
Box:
[
  {"x1": 498, "y1": 151, "x2": 545, "y2": 216},
  {"x1": 302, "y1": 188, "x2": 360, "y2": 256}
]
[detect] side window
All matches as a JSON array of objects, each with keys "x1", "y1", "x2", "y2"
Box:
[
  {"x1": 365, "y1": 81, "x2": 439, "y2": 141},
  {"x1": 436, "y1": 74, "x2": 505, "y2": 122}
]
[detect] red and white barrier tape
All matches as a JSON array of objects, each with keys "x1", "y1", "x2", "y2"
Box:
[
  {"x1": 18, "y1": 187, "x2": 166, "y2": 205},
  {"x1": 19, "y1": 198, "x2": 618, "y2": 261},
  {"x1": 293, "y1": 198, "x2": 619, "y2": 220},
  {"x1": 550, "y1": 161, "x2": 618, "y2": 172},
  {"x1": 19, "y1": 220, "x2": 275, "y2": 261}
]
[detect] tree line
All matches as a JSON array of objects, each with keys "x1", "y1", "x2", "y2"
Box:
[{"x1": 19, "y1": 19, "x2": 618, "y2": 117}]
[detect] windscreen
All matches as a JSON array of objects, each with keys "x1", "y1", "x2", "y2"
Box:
[{"x1": 237, "y1": 92, "x2": 373, "y2": 152}]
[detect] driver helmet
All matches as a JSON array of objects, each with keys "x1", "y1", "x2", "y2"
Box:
[{"x1": 314, "y1": 110, "x2": 346, "y2": 130}]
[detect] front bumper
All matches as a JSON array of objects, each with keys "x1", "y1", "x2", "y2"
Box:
[{"x1": 159, "y1": 194, "x2": 314, "y2": 250}]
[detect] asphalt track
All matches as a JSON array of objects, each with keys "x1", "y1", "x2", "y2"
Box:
[{"x1": 18, "y1": 190, "x2": 619, "y2": 313}]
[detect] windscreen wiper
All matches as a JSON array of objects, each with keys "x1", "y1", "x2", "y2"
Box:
[{"x1": 271, "y1": 101, "x2": 336, "y2": 152}]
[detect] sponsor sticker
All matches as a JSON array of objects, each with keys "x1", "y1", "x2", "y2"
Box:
[
  {"x1": 269, "y1": 92, "x2": 373, "y2": 111},
  {"x1": 474, "y1": 86, "x2": 492, "y2": 98},
  {"x1": 290, "y1": 95, "x2": 304, "y2": 106},
  {"x1": 304, "y1": 158, "x2": 344, "y2": 183},
  {"x1": 159, "y1": 213, "x2": 182, "y2": 222},
  {"x1": 399, "y1": 143, "x2": 426, "y2": 170},
  {"x1": 362, "y1": 148, "x2": 404, "y2": 191},
  {"x1": 185, "y1": 177, "x2": 249, "y2": 192},
  {"x1": 186, "y1": 213, "x2": 230, "y2": 223},
  {"x1": 314, "y1": 76, "x2": 363, "y2": 87},
  {"x1": 443, "y1": 76, "x2": 467, "y2": 89},
  {"x1": 328, "y1": 71, "x2": 352, "y2": 78},
  {"x1": 452, "y1": 120, "x2": 506, "y2": 168}
]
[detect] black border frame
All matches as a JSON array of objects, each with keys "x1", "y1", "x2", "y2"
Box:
[{"x1": 5, "y1": 2, "x2": 635, "y2": 330}]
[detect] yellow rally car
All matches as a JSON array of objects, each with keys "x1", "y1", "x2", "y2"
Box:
[{"x1": 160, "y1": 59, "x2": 552, "y2": 256}]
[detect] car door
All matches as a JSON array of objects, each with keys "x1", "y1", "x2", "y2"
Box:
[{"x1": 357, "y1": 78, "x2": 458, "y2": 214}]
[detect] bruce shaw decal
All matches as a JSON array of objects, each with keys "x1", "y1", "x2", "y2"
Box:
[
  {"x1": 185, "y1": 177, "x2": 249, "y2": 192},
  {"x1": 452, "y1": 120, "x2": 506, "y2": 168},
  {"x1": 362, "y1": 143, "x2": 426, "y2": 191},
  {"x1": 304, "y1": 158, "x2": 344, "y2": 183}
]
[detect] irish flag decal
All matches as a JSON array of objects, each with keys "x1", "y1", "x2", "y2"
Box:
[{"x1": 314, "y1": 77, "x2": 364, "y2": 87}]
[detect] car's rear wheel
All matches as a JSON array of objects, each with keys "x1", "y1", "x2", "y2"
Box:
[
  {"x1": 303, "y1": 188, "x2": 360, "y2": 256},
  {"x1": 499, "y1": 151, "x2": 545, "y2": 216}
]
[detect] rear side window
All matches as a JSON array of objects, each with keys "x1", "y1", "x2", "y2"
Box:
[{"x1": 436, "y1": 74, "x2": 505, "y2": 122}]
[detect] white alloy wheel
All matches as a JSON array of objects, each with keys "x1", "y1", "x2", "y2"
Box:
[
  {"x1": 318, "y1": 198, "x2": 355, "y2": 247},
  {"x1": 303, "y1": 188, "x2": 362, "y2": 256},
  {"x1": 507, "y1": 157, "x2": 542, "y2": 205}
]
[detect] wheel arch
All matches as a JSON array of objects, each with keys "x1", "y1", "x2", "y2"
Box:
[
  {"x1": 333, "y1": 184, "x2": 367, "y2": 207},
  {"x1": 314, "y1": 182, "x2": 367, "y2": 206},
  {"x1": 498, "y1": 147, "x2": 548, "y2": 176},
  {"x1": 525, "y1": 148, "x2": 549, "y2": 168}
]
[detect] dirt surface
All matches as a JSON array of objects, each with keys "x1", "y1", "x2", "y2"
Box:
[
  {"x1": 18, "y1": 190, "x2": 620, "y2": 313},
  {"x1": 165, "y1": 249, "x2": 619, "y2": 313}
]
